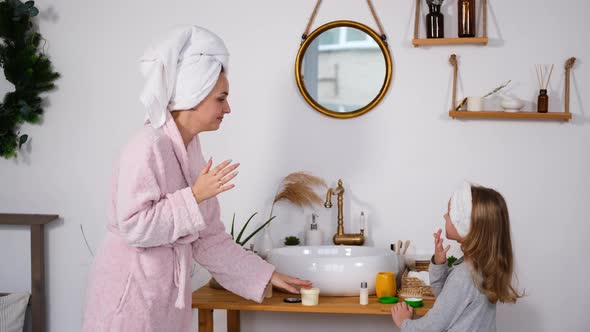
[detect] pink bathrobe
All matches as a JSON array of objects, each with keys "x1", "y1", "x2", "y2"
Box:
[{"x1": 82, "y1": 113, "x2": 275, "y2": 331}]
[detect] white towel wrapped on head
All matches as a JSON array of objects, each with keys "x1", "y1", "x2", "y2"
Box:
[
  {"x1": 139, "y1": 25, "x2": 229, "y2": 128},
  {"x1": 449, "y1": 181, "x2": 473, "y2": 238}
]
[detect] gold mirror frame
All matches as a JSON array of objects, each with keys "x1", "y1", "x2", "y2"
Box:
[{"x1": 295, "y1": 20, "x2": 393, "y2": 119}]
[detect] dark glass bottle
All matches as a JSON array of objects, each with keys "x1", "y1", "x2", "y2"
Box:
[
  {"x1": 426, "y1": 3, "x2": 444, "y2": 38},
  {"x1": 537, "y1": 89, "x2": 548, "y2": 113},
  {"x1": 458, "y1": 0, "x2": 476, "y2": 37}
]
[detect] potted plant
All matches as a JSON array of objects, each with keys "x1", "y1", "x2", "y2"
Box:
[
  {"x1": 230, "y1": 212, "x2": 275, "y2": 248},
  {"x1": 283, "y1": 236, "x2": 301, "y2": 246}
]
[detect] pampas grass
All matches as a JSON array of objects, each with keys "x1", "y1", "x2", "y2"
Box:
[
  {"x1": 269, "y1": 171, "x2": 327, "y2": 218},
  {"x1": 229, "y1": 172, "x2": 326, "y2": 247}
]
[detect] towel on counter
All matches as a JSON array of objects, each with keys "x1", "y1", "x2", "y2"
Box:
[{"x1": 407, "y1": 271, "x2": 430, "y2": 286}]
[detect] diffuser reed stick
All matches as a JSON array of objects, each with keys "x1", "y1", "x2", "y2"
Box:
[
  {"x1": 535, "y1": 66, "x2": 542, "y2": 90},
  {"x1": 535, "y1": 64, "x2": 554, "y2": 89},
  {"x1": 544, "y1": 64, "x2": 554, "y2": 89}
]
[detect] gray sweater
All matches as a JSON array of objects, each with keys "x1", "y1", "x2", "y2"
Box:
[{"x1": 402, "y1": 257, "x2": 496, "y2": 332}]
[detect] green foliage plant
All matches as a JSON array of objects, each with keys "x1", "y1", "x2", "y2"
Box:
[{"x1": 0, "y1": 0, "x2": 60, "y2": 158}]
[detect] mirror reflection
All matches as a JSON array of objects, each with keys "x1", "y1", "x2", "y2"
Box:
[{"x1": 299, "y1": 25, "x2": 389, "y2": 116}]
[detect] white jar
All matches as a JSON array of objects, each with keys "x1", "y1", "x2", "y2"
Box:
[
  {"x1": 300, "y1": 287, "x2": 320, "y2": 306},
  {"x1": 467, "y1": 96, "x2": 484, "y2": 111}
]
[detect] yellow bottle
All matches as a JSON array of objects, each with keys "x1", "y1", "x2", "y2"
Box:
[{"x1": 375, "y1": 272, "x2": 396, "y2": 298}]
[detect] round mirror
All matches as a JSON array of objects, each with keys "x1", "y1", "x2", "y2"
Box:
[{"x1": 295, "y1": 20, "x2": 392, "y2": 118}]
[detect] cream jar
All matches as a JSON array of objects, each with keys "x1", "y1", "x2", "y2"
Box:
[{"x1": 300, "y1": 287, "x2": 320, "y2": 306}]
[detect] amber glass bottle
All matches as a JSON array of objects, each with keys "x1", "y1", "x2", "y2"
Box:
[
  {"x1": 458, "y1": 0, "x2": 476, "y2": 37},
  {"x1": 537, "y1": 89, "x2": 548, "y2": 113},
  {"x1": 426, "y1": 3, "x2": 444, "y2": 38}
]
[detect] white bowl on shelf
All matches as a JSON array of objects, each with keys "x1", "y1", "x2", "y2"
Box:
[{"x1": 500, "y1": 98, "x2": 524, "y2": 112}]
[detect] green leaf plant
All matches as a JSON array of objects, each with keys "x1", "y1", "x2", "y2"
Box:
[{"x1": 230, "y1": 212, "x2": 276, "y2": 247}]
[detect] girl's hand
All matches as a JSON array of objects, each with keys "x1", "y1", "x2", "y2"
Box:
[
  {"x1": 391, "y1": 302, "x2": 413, "y2": 328},
  {"x1": 433, "y1": 228, "x2": 451, "y2": 265},
  {"x1": 192, "y1": 159, "x2": 240, "y2": 204},
  {"x1": 270, "y1": 271, "x2": 313, "y2": 294}
]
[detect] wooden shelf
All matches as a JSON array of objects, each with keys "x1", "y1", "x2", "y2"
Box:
[
  {"x1": 193, "y1": 285, "x2": 433, "y2": 316},
  {"x1": 448, "y1": 55, "x2": 576, "y2": 122},
  {"x1": 413, "y1": 0, "x2": 488, "y2": 47},
  {"x1": 413, "y1": 37, "x2": 488, "y2": 47},
  {"x1": 193, "y1": 286, "x2": 432, "y2": 331},
  {"x1": 0, "y1": 214, "x2": 59, "y2": 225},
  {"x1": 449, "y1": 110, "x2": 572, "y2": 121}
]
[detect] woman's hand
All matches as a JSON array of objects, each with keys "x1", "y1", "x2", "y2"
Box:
[
  {"x1": 192, "y1": 159, "x2": 240, "y2": 204},
  {"x1": 391, "y1": 302, "x2": 413, "y2": 328},
  {"x1": 433, "y1": 228, "x2": 450, "y2": 265},
  {"x1": 270, "y1": 271, "x2": 312, "y2": 294}
]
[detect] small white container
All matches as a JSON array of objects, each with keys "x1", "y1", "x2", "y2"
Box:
[
  {"x1": 300, "y1": 287, "x2": 320, "y2": 306},
  {"x1": 359, "y1": 282, "x2": 368, "y2": 305},
  {"x1": 467, "y1": 96, "x2": 484, "y2": 111}
]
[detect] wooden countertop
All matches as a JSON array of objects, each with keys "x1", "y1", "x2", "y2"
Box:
[{"x1": 192, "y1": 285, "x2": 433, "y2": 317}]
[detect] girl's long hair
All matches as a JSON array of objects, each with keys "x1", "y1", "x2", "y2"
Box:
[{"x1": 461, "y1": 186, "x2": 523, "y2": 303}]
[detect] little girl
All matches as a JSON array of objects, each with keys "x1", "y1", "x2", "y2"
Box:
[{"x1": 391, "y1": 182, "x2": 522, "y2": 331}]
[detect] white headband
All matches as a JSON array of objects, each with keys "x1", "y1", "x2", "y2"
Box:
[
  {"x1": 139, "y1": 25, "x2": 229, "y2": 128},
  {"x1": 449, "y1": 181, "x2": 473, "y2": 238}
]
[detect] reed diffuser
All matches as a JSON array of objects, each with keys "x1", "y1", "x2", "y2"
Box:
[{"x1": 535, "y1": 64, "x2": 554, "y2": 113}]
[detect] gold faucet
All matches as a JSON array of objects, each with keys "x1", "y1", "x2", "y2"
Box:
[{"x1": 324, "y1": 179, "x2": 365, "y2": 245}]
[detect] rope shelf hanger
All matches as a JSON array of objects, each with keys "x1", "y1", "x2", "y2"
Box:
[{"x1": 301, "y1": 0, "x2": 388, "y2": 45}]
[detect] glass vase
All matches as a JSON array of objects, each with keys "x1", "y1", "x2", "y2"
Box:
[
  {"x1": 458, "y1": 0, "x2": 476, "y2": 37},
  {"x1": 426, "y1": 3, "x2": 444, "y2": 38},
  {"x1": 257, "y1": 226, "x2": 274, "y2": 259}
]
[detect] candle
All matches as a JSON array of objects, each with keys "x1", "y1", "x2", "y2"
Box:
[{"x1": 300, "y1": 287, "x2": 320, "y2": 306}]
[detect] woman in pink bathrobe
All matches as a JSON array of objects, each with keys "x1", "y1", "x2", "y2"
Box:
[{"x1": 82, "y1": 26, "x2": 311, "y2": 331}]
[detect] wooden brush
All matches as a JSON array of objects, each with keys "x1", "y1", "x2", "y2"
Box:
[{"x1": 398, "y1": 288, "x2": 423, "y2": 298}]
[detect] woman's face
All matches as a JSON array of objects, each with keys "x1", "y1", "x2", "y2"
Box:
[{"x1": 188, "y1": 72, "x2": 231, "y2": 132}]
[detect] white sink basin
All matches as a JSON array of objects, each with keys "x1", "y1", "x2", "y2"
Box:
[{"x1": 267, "y1": 245, "x2": 403, "y2": 296}]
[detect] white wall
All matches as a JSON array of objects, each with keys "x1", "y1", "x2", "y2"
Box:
[{"x1": 1, "y1": 0, "x2": 589, "y2": 331}]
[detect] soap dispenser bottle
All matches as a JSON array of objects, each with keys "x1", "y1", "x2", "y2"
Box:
[{"x1": 306, "y1": 213, "x2": 323, "y2": 246}]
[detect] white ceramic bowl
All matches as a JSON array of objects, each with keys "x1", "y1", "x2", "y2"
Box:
[
  {"x1": 500, "y1": 98, "x2": 524, "y2": 112},
  {"x1": 267, "y1": 245, "x2": 403, "y2": 296}
]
